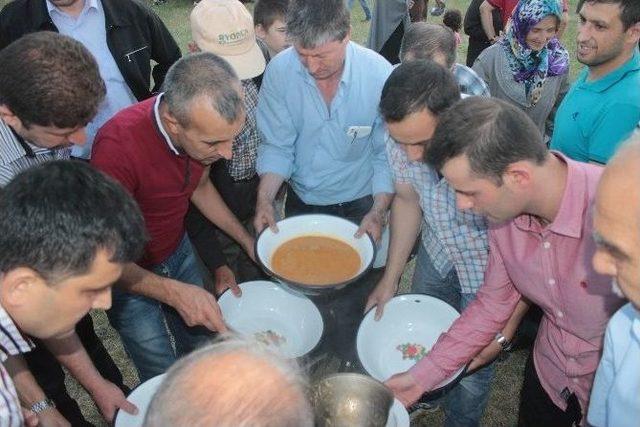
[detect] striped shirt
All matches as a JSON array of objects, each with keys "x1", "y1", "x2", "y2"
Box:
[
  {"x1": 0, "y1": 119, "x2": 70, "y2": 187},
  {"x1": 0, "y1": 305, "x2": 34, "y2": 427},
  {"x1": 386, "y1": 139, "x2": 489, "y2": 294}
]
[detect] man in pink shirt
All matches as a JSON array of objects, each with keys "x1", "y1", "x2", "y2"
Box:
[{"x1": 386, "y1": 97, "x2": 624, "y2": 426}]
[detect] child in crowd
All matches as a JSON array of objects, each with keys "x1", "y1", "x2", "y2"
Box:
[
  {"x1": 443, "y1": 8, "x2": 462, "y2": 46},
  {"x1": 254, "y1": 0, "x2": 290, "y2": 220},
  {"x1": 254, "y1": 0, "x2": 290, "y2": 59}
]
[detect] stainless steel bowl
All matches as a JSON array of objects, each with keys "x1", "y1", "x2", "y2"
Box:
[{"x1": 311, "y1": 373, "x2": 394, "y2": 427}]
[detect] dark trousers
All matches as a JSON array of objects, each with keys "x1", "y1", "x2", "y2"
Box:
[
  {"x1": 466, "y1": 37, "x2": 491, "y2": 67},
  {"x1": 285, "y1": 190, "x2": 383, "y2": 364},
  {"x1": 25, "y1": 314, "x2": 126, "y2": 426},
  {"x1": 518, "y1": 353, "x2": 582, "y2": 427},
  {"x1": 379, "y1": 22, "x2": 405, "y2": 65}
]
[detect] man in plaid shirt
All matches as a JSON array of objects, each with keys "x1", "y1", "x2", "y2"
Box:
[{"x1": 365, "y1": 60, "x2": 494, "y2": 426}]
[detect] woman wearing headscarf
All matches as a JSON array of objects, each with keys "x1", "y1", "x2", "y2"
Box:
[{"x1": 472, "y1": 0, "x2": 569, "y2": 138}]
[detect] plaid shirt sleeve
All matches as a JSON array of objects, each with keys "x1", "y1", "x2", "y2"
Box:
[
  {"x1": 228, "y1": 79, "x2": 261, "y2": 181},
  {"x1": 386, "y1": 136, "x2": 489, "y2": 294}
]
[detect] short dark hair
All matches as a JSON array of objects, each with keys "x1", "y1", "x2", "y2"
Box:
[
  {"x1": 0, "y1": 32, "x2": 106, "y2": 129},
  {"x1": 0, "y1": 161, "x2": 147, "y2": 283},
  {"x1": 254, "y1": 0, "x2": 289, "y2": 29},
  {"x1": 425, "y1": 98, "x2": 547, "y2": 183},
  {"x1": 443, "y1": 9, "x2": 462, "y2": 33},
  {"x1": 578, "y1": 0, "x2": 640, "y2": 30},
  {"x1": 286, "y1": 0, "x2": 350, "y2": 48},
  {"x1": 400, "y1": 23, "x2": 457, "y2": 68},
  {"x1": 379, "y1": 60, "x2": 460, "y2": 123},
  {"x1": 162, "y1": 52, "x2": 243, "y2": 126}
]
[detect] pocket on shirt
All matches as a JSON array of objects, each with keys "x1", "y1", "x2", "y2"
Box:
[{"x1": 328, "y1": 126, "x2": 372, "y2": 162}]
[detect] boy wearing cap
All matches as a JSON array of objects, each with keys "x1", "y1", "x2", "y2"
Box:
[
  {"x1": 186, "y1": 0, "x2": 268, "y2": 289},
  {"x1": 254, "y1": 0, "x2": 290, "y2": 59}
]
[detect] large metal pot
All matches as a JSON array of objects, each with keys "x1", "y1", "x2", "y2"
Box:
[{"x1": 311, "y1": 373, "x2": 394, "y2": 427}]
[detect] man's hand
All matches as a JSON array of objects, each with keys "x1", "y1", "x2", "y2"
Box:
[
  {"x1": 384, "y1": 372, "x2": 424, "y2": 407},
  {"x1": 168, "y1": 282, "x2": 228, "y2": 332},
  {"x1": 21, "y1": 407, "x2": 38, "y2": 426},
  {"x1": 468, "y1": 338, "x2": 502, "y2": 373},
  {"x1": 240, "y1": 236, "x2": 256, "y2": 262},
  {"x1": 254, "y1": 198, "x2": 278, "y2": 234},
  {"x1": 355, "y1": 208, "x2": 384, "y2": 242},
  {"x1": 214, "y1": 265, "x2": 241, "y2": 297},
  {"x1": 364, "y1": 277, "x2": 398, "y2": 321},
  {"x1": 88, "y1": 379, "x2": 138, "y2": 423},
  {"x1": 36, "y1": 408, "x2": 70, "y2": 427}
]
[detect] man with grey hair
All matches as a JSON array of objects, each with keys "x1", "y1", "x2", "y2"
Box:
[
  {"x1": 144, "y1": 337, "x2": 313, "y2": 427},
  {"x1": 91, "y1": 52, "x2": 255, "y2": 381},
  {"x1": 400, "y1": 22, "x2": 490, "y2": 97},
  {"x1": 255, "y1": 0, "x2": 394, "y2": 367},
  {"x1": 588, "y1": 134, "x2": 640, "y2": 427}
]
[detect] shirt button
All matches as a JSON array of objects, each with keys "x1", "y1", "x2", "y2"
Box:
[
  {"x1": 548, "y1": 279, "x2": 556, "y2": 285},
  {"x1": 557, "y1": 311, "x2": 564, "y2": 318},
  {"x1": 543, "y1": 241, "x2": 551, "y2": 249},
  {"x1": 572, "y1": 378, "x2": 579, "y2": 384},
  {"x1": 569, "y1": 357, "x2": 576, "y2": 363}
]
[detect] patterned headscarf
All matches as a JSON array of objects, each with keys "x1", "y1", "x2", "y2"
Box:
[{"x1": 501, "y1": 0, "x2": 569, "y2": 106}]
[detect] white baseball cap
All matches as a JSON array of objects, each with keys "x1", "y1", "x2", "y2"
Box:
[{"x1": 190, "y1": 0, "x2": 266, "y2": 80}]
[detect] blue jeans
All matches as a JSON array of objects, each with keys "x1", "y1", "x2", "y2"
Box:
[
  {"x1": 347, "y1": 0, "x2": 371, "y2": 19},
  {"x1": 108, "y1": 234, "x2": 215, "y2": 381},
  {"x1": 412, "y1": 245, "x2": 495, "y2": 427}
]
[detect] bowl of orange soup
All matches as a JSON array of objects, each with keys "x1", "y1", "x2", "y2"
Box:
[{"x1": 255, "y1": 214, "x2": 376, "y2": 294}]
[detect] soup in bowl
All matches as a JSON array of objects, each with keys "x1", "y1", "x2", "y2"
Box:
[{"x1": 256, "y1": 214, "x2": 376, "y2": 293}]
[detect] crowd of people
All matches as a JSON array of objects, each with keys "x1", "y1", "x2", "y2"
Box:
[{"x1": 0, "y1": 0, "x2": 638, "y2": 426}]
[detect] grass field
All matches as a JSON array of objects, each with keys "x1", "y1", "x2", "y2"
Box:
[{"x1": 0, "y1": 0, "x2": 584, "y2": 425}]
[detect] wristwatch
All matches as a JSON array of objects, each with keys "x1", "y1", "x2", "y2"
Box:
[
  {"x1": 495, "y1": 332, "x2": 513, "y2": 352},
  {"x1": 30, "y1": 398, "x2": 55, "y2": 414}
]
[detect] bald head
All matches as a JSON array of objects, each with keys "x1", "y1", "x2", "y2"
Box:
[
  {"x1": 597, "y1": 136, "x2": 640, "y2": 233},
  {"x1": 144, "y1": 338, "x2": 313, "y2": 427},
  {"x1": 592, "y1": 133, "x2": 640, "y2": 308}
]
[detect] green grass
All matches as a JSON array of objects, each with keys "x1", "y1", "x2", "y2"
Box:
[
  {"x1": 0, "y1": 0, "x2": 583, "y2": 425},
  {"x1": 146, "y1": 0, "x2": 582, "y2": 80}
]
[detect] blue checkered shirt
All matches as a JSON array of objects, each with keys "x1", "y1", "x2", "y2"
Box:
[
  {"x1": 453, "y1": 63, "x2": 491, "y2": 98},
  {"x1": 386, "y1": 138, "x2": 489, "y2": 294}
]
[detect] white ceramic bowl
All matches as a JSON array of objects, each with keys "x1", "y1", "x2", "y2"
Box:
[
  {"x1": 115, "y1": 374, "x2": 165, "y2": 427},
  {"x1": 255, "y1": 214, "x2": 376, "y2": 293},
  {"x1": 386, "y1": 399, "x2": 410, "y2": 427},
  {"x1": 218, "y1": 281, "x2": 323, "y2": 358},
  {"x1": 357, "y1": 294, "x2": 464, "y2": 392}
]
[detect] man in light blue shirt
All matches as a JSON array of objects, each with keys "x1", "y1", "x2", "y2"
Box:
[
  {"x1": 0, "y1": 0, "x2": 181, "y2": 160},
  {"x1": 589, "y1": 134, "x2": 640, "y2": 427},
  {"x1": 46, "y1": 0, "x2": 137, "y2": 159},
  {"x1": 255, "y1": 0, "x2": 393, "y2": 365}
]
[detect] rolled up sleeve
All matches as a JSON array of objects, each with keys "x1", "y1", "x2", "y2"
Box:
[
  {"x1": 256, "y1": 67, "x2": 297, "y2": 180},
  {"x1": 409, "y1": 231, "x2": 522, "y2": 391}
]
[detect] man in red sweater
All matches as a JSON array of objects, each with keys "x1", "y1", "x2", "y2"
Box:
[{"x1": 92, "y1": 52, "x2": 254, "y2": 381}]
